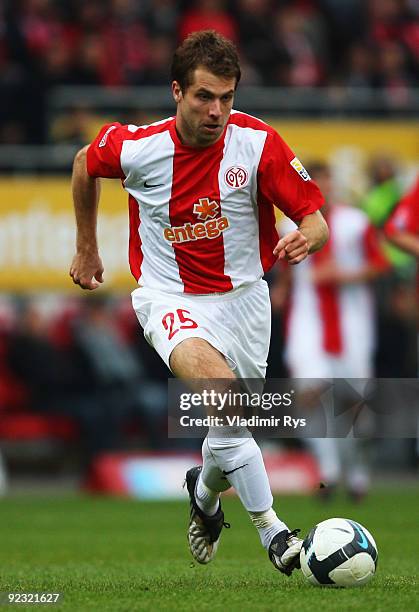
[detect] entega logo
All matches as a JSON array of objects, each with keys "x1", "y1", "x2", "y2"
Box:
[{"x1": 164, "y1": 197, "x2": 230, "y2": 244}]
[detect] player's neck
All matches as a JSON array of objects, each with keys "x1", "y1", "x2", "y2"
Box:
[{"x1": 174, "y1": 117, "x2": 224, "y2": 149}]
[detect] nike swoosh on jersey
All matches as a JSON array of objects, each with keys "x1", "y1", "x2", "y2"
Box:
[
  {"x1": 222, "y1": 463, "x2": 249, "y2": 476},
  {"x1": 144, "y1": 180, "x2": 164, "y2": 188}
]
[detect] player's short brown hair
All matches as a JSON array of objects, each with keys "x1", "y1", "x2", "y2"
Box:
[{"x1": 171, "y1": 30, "x2": 241, "y2": 91}]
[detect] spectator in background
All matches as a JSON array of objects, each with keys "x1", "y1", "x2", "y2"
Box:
[
  {"x1": 272, "y1": 162, "x2": 389, "y2": 500},
  {"x1": 69, "y1": 296, "x2": 168, "y2": 451},
  {"x1": 344, "y1": 42, "x2": 377, "y2": 89},
  {"x1": 234, "y1": 0, "x2": 276, "y2": 85},
  {"x1": 384, "y1": 175, "x2": 419, "y2": 460},
  {"x1": 141, "y1": 35, "x2": 175, "y2": 85},
  {"x1": 361, "y1": 155, "x2": 414, "y2": 270},
  {"x1": 100, "y1": 0, "x2": 149, "y2": 86},
  {"x1": 367, "y1": 0, "x2": 419, "y2": 92},
  {"x1": 365, "y1": 166, "x2": 418, "y2": 377},
  {"x1": 376, "y1": 41, "x2": 417, "y2": 109},
  {"x1": 178, "y1": 0, "x2": 238, "y2": 43},
  {"x1": 145, "y1": 0, "x2": 179, "y2": 36},
  {"x1": 270, "y1": 4, "x2": 327, "y2": 86},
  {"x1": 6, "y1": 296, "x2": 168, "y2": 469},
  {"x1": 5, "y1": 297, "x2": 104, "y2": 467},
  {"x1": 363, "y1": 155, "x2": 402, "y2": 225},
  {"x1": 0, "y1": 0, "x2": 47, "y2": 143},
  {"x1": 1, "y1": 0, "x2": 418, "y2": 143}
]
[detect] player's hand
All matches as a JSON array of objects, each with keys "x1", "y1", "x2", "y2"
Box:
[
  {"x1": 273, "y1": 230, "x2": 309, "y2": 265},
  {"x1": 69, "y1": 251, "x2": 104, "y2": 290}
]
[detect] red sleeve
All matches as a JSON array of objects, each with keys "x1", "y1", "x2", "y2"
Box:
[
  {"x1": 257, "y1": 130, "x2": 324, "y2": 222},
  {"x1": 86, "y1": 122, "x2": 128, "y2": 179},
  {"x1": 363, "y1": 224, "x2": 390, "y2": 270},
  {"x1": 384, "y1": 177, "x2": 419, "y2": 237}
]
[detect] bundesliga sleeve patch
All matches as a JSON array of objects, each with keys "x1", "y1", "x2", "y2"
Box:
[{"x1": 290, "y1": 157, "x2": 311, "y2": 181}]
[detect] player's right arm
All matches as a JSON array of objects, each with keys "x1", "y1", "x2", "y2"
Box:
[
  {"x1": 69, "y1": 146, "x2": 104, "y2": 290},
  {"x1": 70, "y1": 122, "x2": 128, "y2": 290}
]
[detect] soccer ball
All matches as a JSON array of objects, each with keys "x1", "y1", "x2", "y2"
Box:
[{"x1": 300, "y1": 517, "x2": 378, "y2": 587}]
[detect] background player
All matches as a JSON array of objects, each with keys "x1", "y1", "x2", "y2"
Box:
[
  {"x1": 273, "y1": 162, "x2": 389, "y2": 500},
  {"x1": 69, "y1": 31, "x2": 328, "y2": 575},
  {"x1": 384, "y1": 176, "x2": 419, "y2": 259}
]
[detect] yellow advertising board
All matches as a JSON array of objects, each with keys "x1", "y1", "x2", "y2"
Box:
[
  {"x1": 0, "y1": 178, "x2": 132, "y2": 292},
  {"x1": 270, "y1": 119, "x2": 419, "y2": 163},
  {"x1": 0, "y1": 120, "x2": 418, "y2": 291}
]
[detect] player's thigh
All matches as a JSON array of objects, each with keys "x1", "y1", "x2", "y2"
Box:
[
  {"x1": 223, "y1": 280, "x2": 271, "y2": 379},
  {"x1": 132, "y1": 286, "x2": 233, "y2": 373},
  {"x1": 170, "y1": 337, "x2": 235, "y2": 379}
]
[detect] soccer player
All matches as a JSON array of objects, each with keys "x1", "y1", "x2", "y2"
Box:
[
  {"x1": 384, "y1": 176, "x2": 419, "y2": 259},
  {"x1": 69, "y1": 31, "x2": 328, "y2": 575},
  {"x1": 274, "y1": 162, "x2": 389, "y2": 499}
]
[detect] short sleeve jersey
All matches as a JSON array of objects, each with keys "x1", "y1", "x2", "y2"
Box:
[{"x1": 87, "y1": 111, "x2": 324, "y2": 294}]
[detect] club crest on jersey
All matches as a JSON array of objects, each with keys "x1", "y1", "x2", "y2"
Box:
[
  {"x1": 164, "y1": 197, "x2": 229, "y2": 244},
  {"x1": 224, "y1": 165, "x2": 249, "y2": 189},
  {"x1": 98, "y1": 125, "x2": 116, "y2": 147},
  {"x1": 290, "y1": 157, "x2": 311, "y2": 181}
]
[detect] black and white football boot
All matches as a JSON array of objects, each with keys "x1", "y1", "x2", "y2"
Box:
[
  {"x1": 184, "y1": 466, "x2": 230, "y2": 564},
  {"x1": 268, "y1": 529, "x2": 303, "y2": 576}
]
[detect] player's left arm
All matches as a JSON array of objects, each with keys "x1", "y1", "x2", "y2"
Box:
[
  {"x1": 258, "y1": 129, "x2": 328, "y2": 265},
  {"x1": 273, "y1": 211, "x2": 328, "y2": 265}
]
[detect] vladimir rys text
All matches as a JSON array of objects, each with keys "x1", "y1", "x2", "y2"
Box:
[{"x1": 179, "y1": 414, "x2": 306, "y2": 429}]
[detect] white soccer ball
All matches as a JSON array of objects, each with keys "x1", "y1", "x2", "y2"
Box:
[{"x1": 300, "y1": 517, "x2": 378, "y2": 587}]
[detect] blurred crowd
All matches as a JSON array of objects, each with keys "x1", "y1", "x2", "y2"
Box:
[
  {"x1": 0, "y1": 0, "x2": 419, "y2": 143},
  {"x1": 0, "y1": 293, "x2": 172, "y2": 478}
]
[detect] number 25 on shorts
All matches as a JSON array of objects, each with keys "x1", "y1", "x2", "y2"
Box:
[{"x1": 162, "y1": 308, "x2": 198, "y2": 340}]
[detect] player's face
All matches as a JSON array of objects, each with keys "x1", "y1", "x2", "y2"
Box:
[{"x1": 172, "y1": 67, "x2": 236, "y2": 147}]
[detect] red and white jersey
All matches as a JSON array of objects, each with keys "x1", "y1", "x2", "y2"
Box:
[
  {"x1": 384, "y1": 176, "x2": 419, "y2": 238},
  {"x1": 87, "y1": 112, "x2": 323, "y2": 294},
  {"x1": 283, "y1": 205, "x2": 388, "y2": 378}
]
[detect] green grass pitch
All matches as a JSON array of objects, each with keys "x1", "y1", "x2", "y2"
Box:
[{"x1": 0, "y1": 488, "x2": 417, "y2": 611}]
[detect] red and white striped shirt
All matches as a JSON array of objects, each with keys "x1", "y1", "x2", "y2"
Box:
[
  {"x1": 87, "y1": 111, "x2": 323, "y2": 294},
  {"x1": 283, "y1": 205, "x2": 388, "y2": 377}
]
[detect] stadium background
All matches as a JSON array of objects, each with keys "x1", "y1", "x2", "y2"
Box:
[{"x1": 0, "y1": 4, "x2": 417, "y2": 606}]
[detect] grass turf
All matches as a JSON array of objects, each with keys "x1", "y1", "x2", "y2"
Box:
[{"x1": 0, "y1": 488, "x2": 417, "y2": 611}]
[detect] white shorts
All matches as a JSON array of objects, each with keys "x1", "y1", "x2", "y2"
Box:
[
  {"x1": 131, "y1": 280, "x2": 271, "y2": 379},
  {"x1": 286, "y1": 345, "x2": 373, "y2": 379}
]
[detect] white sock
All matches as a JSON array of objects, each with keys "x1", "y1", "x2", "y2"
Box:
[
  {"x1": 249, "y1": 508, "x2": 288, "y2": 549},
  {"x1": 206, "y1": 434, "x2": 273, "y2": 512},
  {"x1": 197, "y1": 437, "x2": 231, "y2": 516},
  {"x1": 196, "y1": 475, "x2": 220, "y2": 516}
]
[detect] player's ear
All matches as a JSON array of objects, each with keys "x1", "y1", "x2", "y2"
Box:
[{"x1": 172, "y1": 81, "x2": 183, "y2": 104}]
